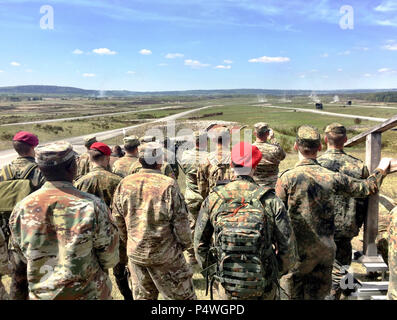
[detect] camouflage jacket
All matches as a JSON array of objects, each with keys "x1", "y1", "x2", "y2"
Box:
[
  {"x1": 128, "y1": 160, "x2": 176, "y2": 180},
  {"x1": 388, "y1": 207, "x2": 397, "y2": 300},
  {"x1": 9, "y1": 181, "x2": 119, "y2": 300},
  {"x1": 112, "y1": 154, "x2": 139, "y2": 178},
  {"x1": 112, "y1": 168, "x2": 191, "y2": 266},
  {"x1": 253, "y1": 139, "x2": 286, "y2": 188},
  {"x1": 275, "y1": 158, "x2": 385, "y2": 264},
  {"x1": 197, "y1": 149, "x2": 233, "y2": 200},
  {"x1": 180, "y1": 148, "x2": 209, "y2": 206},
  {"x1": 163, "y1": 148, "x2": 179, "y2": 180},
  {"x1": 75, "y1": 152, "x2": 92, "y2": 181},
  {"x1": 317, "y1": 149, "x2": 370, "y2": 239},
  {"x1": 74, "y1": 165, "x2": 122, "y2": 208},
  {"x1": 0, "y1": 156, "x2": 45, "y2": 192},
  {"x1": 195, "y1": 175, "x2": 297, "y2": 276}
]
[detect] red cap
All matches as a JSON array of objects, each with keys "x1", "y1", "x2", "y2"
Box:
[
  {"x1": 13, "y1": 131, "x2": 39, "y2": 147},
  {"x1": 231, "y1": 142, "x2": 262, "y2": 169},
  {"x1": 90, "y1": 142, "x2": 111, "y2": 156}
]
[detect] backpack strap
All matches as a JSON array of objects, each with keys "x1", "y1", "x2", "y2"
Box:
[
  {"x1": 17, "y1": 163, "x2": 38, "y2": 180},
  {"x1": 1, "y1": 164, "x2": 14, "y2": 181}
]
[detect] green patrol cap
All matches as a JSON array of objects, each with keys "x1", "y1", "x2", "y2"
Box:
[
  {"x1": 325, "y1": 123, "x2": 347, "y2": 135},
  {"x1": 36, "y1": 141, "x2": 77, "y2": 167},
  {"x1": 123, "y1": 135, "x2": 140, "y2": 148},
  {"x1": 139, "y1": 135, "x2": 156, "y2": 144},
  {"x1": 254, "y1": 122, "x2": 270, "y2": 133},
  {"x1": 138, "y1": 142, "x2": 163, "y2": 162},
  {"x1": 296, "y1": 125, "x2": 321, "y2": 144}
]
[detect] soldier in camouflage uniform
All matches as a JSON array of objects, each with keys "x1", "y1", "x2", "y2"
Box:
[
  {"x1": 75, "y1": 135, "x2": 97, "y2": 180},
  {"x1": 75, "y1": 142, "x2": 122, "y2": 207},
  {"x1": 317, "y1": 123, "x2": 369, "y2": 300},
  {"x1": 195, "y1": 142, "x2": 297, "y2": 300},
  {"x1": 129, "y1": 137, "x2": 176, "y2": 179},
  {"x1": 75, "y1": 142, "x2": 132, "y2": 300},
  {"x1": 9, "y1": 141, "x2": 119, "y2": 300},
  {"x1": 275, "y1": 125, "x2": 391, "y2": 300},
  {"x1": 163, "y1": 137, "x2": 179, "y2": 180},
  {"x1": 253, "y1": 123, "x2": 286, "y2": 188},
  {"x1": 180, "y1": 131, "x2": 209, "y2": 265},
  {"x1": 112, "y1": 142, "x2": 196, "y2": 300},
  {"x1": 387, "y1": 207, "x2": 397, "y2": 300},
  {"x1": 197, "y1": 126, "x2": 233, "y2": 200},
  {"x1": 112, "y1": 136, "x2": 140, "y2": 178},
  {"x1": 0, "y1": 131, "x2": 45, "y2": 300}
]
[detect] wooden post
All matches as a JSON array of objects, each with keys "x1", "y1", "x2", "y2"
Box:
[{"x1": 363, "y1": 133, "x2": 382, "y2": 256}]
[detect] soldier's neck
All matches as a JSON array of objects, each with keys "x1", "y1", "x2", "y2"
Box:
[
  {"x1": 298, "y1": 151, "x2": 317, "y2": 161},
  {"x1": 326, "y1": 145, "x2": 344, "y2": 151}
]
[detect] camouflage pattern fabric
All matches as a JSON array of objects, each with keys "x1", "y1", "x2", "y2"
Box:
[
  {"x1": 276, "y1": 158, "x2": 386, "y2": 300},
  {"x1": 75, "y1": 152, "x2": 92, "y2": 180},
  {"x1": 197, "y1": 149, "x2": 233, "y2": 200},
  {"x1": 128, "y1": 160, "x2": 176, "y2": 179},
  {"x1": 317, "y1": 149, "x2": 369, "y2": 239},
  {"x1": 112, "y1": 168, "x2": 194, "y2": 299},
  {"x1": 180, "y1": 148, "x2": 209, "y2": 261},
  {"x1": 112, "y1": 155, "x2": 139, "y2": 178},
  {"x1": 195, "y1": 175, "x2": 298, "y2": 300},
  {"x1": 128, "y1": 251, "x2": 196, "y2": 300},
  {"x1": 9, "y1": 181, "x2": 119, "y2": 300},
  {"x1": 317, "y1": 149, "x2": 369, "y2": 299},
  {"x1": 163, "y1": 148, "x2": 179, "y2": 180},
  {"x1": 388, "y1": 207, "x2": 397, "y2": 300},
  {"x1": 253, "y1": 139, "x2": 286, "y2": 188},
  {"x1": 74, "y1": 165, "x2": 122, "y2": 208},
  {"x1": 0, "y1": 156, "x2": 45, "y2": 192}
]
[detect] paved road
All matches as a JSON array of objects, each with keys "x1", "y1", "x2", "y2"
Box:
[
  {"x1": 1, "y1": 105, "x2": 188, "y2": 127},
  {"x1": 0, "y1": 105, "x2": 216, "y2": 166},
  {"x1": 257, "y1": 104, "x2": 388, "y2": 122}
]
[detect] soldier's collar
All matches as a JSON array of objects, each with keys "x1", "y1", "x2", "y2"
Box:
[
  {"x1": 235, "y1": 175, "x2": 256, "y2": 183},
  {"x1": 43, "y1": 181, "x2": 75, "y2": 189},
  {"x1": 295, "y1": 158, "x2": 319, "y2": 167},
  {"x1": 325, "y1": 148, "x2": 346, "y2": 155},
  {"x1": 91, "y1": 165, "x2": 108, "y2": 172},
  {"x1": 140, "y1": 168, "x2": 161, "y2": 174},
  {"x1": 16, "y1": 156, "x2": 35, "y2": 161}
]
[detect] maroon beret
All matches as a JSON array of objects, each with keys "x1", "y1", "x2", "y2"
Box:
[
  {"x1": 13, "y1": 131, "x2": 39, "y2": 147},
  {"x1": 90, "y1": 142, "x2": 112, "y2": 156},
  {"x1": 231, "y1": 142, "x2": 262, "y2": 169}
]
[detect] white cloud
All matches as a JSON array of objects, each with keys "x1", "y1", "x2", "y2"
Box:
[
  {"x1": 214, "y1": 65, "x2": 231, "y2": 69},
  {"x1": 126, "y1": 71, "x2": 136, "y2": 74},
  {"x1": 223, "y1": 59, "x2": 233, "y2": 64},
  {"x1": 73, "y1": 49, "x2": 84, "y2": 55},
  {"x1": 337, "y1": 68, "x2": 343, "y2": 72},
  {"x1": 10, "y1": 62, "x2": 20, "y2": 67},
  {"x1": 375, "y1": 1, "x2": 397, "y2": 12},
  {"x1": 139, "y1": 49, "x2": 152, "y2": 55},
  {"x1": 338, "y1": 50, "x2": 351, "y2": 55},
  {"x1": 378, "y1": 68, "x2": 391, "y2": 73},
  {"x1": 321, "y1": 53, "x2": 329, "y2": 58},
  {"x1": 376, "y1": 20, "x2": 397, "y2": 27},
  {"x1": 184, "y1": 59, "x2": 210, "y2": 68},
  {"x1": 83, "y1": 73, "x2": 96, "y2": 77},
  {"x1": 0, "y1": 70, "x2": 3, "y2": 73},
  {"x1": 248, "y1": 56, "x2": 290, "y2": 63},
  {"x1": 383, "y1": 42, "x2": 397, "y2": 50},
  {"x1": 165, "y1": 53, "x2": 184, "y2": 59},
  {"x1": 92, "y1": 48, "x2": 117, "y2": 55}
]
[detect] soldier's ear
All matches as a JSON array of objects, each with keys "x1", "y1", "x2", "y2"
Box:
[
  {"x1": 324, "y1": 135, "x2": 328, "y2": 145},
  {"x1": 318, "y1": 143, "x2": 322, "y2": 152},
  {"x1": 293, "y1": 142, "x2": 299, "y2": 152}
]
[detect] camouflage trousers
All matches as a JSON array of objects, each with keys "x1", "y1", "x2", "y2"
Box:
[
  {"x1": 113, "y1": 242, "x2": 133, "y2": 300},
  {"x1": 0, "y1": 277, "x2": 9, "y2": 300},
  {"x1": 185, "y1": 199, "x2": 202, "y2": 263},
  {"x1": 329, "y1": 237, "x2": 353, "y2": 300},
  {"x1": 128, "y1": 251, "x2": 197, "y2": 300},
  {"x1": 280, "y1": 246, "x2": 335, "y2": 300}
]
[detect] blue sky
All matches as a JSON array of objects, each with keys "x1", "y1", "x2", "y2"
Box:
[{"x1": 0, "y1": 0, "x2": 397, "y2": 91}]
